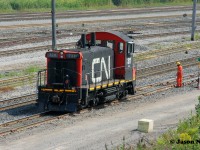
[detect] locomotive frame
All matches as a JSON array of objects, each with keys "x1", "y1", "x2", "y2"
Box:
[{"x1": 37, "y1": 31, "x2": 136, "y2": 112}]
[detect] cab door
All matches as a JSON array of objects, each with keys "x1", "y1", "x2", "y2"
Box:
[{"x1": 125, "y1": 42, "x2": 135, "y2": 80}]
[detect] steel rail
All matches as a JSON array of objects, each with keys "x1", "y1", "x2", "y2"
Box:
[
  {"x1": 133, "y1": 30, "x2": 200, "y2": 39},
  {"x1": 1, "y1": 29, "x2": 199, "y2": 58},
  {"x1": 1, "y1": 24, "x2": 199, "y2": 49},
  {"x1": 0, "y1": 93, "x2": 36, "y2": 105},
  {"x1": 0, "y1": 13, "x2": 195, "y2": 30},
  {"x1": 0, "y1": 112, "x2": 52, "y2": 136},
  {"x1": 0, "y1": 99, "x2": 36, "y2": 112},
  {"x1": 0, "y1": 6, "x2": 194, "y2": 22},
  {"x1": 137, "y1": 56, "x2": 199, "y2": 78},
  {"x1": 128, "y1": 76, "x2": 198, "y2": 100},
  {"x1": 136, "y1": 42, "x2": 200, "y2": 61},
  {"x1": 0, "y1": 42, "x2": 76, "y2": 58}
]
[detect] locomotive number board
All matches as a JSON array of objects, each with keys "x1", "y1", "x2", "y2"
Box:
[
  {"x1": 46, "y1": 52, "x2": 59, "y2": 58},
  {"x1": 66, "y1": 53, "x2": 80, "y2": 59}
]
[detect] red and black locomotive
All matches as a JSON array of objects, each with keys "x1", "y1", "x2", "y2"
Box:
[{"x1": 37, "y1": 31, "x2": 136, "y2": 112}]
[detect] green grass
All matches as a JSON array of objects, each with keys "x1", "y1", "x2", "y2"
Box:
[
  {"x1": 153, "y1": 115, "x2": 200, "y2": 150},
  {"x1": 0, "y1": 65, "x2": 42, "y2": 79},
  {"x1": 0, "y1": 0, "x2": 195, "y2": 13},
  {"x1": 195, "y1": 32, "x2": 200, "y2": 40}
]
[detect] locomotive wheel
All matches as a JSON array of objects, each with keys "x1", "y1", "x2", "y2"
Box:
[
  {"x1": 130, "y1": 87, "x2": 136, "y2": 95},
  {"x1": 89, "y1": 98, "x2": 99, "y2": 107},
  {"x1": 116, "y1": 92, "x2": 124, "y2": 100}
]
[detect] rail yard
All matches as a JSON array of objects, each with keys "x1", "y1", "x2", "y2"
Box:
[{"x1": 0, "y1": 5, "x2": 200, "y2": 150}]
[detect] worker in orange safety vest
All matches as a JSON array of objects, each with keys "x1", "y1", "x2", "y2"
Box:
[{"x1": 176, "y1": 61, "x2": 183, "y2": 87}]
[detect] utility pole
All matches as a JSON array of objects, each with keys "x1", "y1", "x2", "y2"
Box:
[
  {"x1": 51, "y1": 0, "x2": 57, "y2": 50},
  {"x1": 191, "y1": 0, "x2": 197, "y2": 41}
]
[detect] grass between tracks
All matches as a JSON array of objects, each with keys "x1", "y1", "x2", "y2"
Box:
[
  {"x1": 0, "y1": 65, "x2": 41, "y2": 92},
  {"x1": 114, "y1": 96, "x2": 200, "y2": 150},
  {"x1": 0, "y1": 65, "x2": 41, "y2": 79},
  {"x1": 0, "y1": 0, "x2": 194, "y2": 13}
]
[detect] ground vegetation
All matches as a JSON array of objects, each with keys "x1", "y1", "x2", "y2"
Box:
[{"x1": 0, "y1": 0, "x2": 195, "y2": 12}]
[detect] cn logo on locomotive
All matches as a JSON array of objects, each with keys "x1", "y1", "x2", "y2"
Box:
[{"x1": 92, "y1": 56, "x2": 111, "y2": 83}]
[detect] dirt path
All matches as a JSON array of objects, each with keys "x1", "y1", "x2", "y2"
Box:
[{"x1": 0, "y1": 90, "x2": 199, "y2": 150}]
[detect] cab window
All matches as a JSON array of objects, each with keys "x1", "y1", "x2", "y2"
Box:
[
  {"x1": 118, "y1": 42, "x2": 123, "y2": 53},
  {"x1": 127, "y1": 42, "x2": 134, "y2": 56}
]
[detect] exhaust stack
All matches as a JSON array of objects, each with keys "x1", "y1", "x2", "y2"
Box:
[
  {"x1": 81, "y1": 34, "x2": 86, "y2": 48},
  {"x1": 91, "y1": 32, "x2": 96, "y2": 46}
]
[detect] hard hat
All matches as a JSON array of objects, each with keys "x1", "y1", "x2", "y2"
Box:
[{"x1": 176, "y1": 61, "x2": 181, "y2": 65}]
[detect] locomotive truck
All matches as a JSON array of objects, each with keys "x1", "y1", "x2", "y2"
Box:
[{"x1": 37, "y1": 31, "x2": 136, "y2": 112}]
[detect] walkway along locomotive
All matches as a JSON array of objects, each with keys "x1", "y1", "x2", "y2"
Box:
[{"x1": 37, "y1": 31, "x2": 136, "y2": 112}]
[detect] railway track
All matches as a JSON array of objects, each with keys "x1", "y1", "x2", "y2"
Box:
[
  {"x1": 1, "y1": 24, "x2": 199, "y2": 49},
  {"x1": 0, "y1": 94, "x2": 36, "y2": 111},
  {"x1": 0, "y1": 42, "x2": 76, "y2": 58},
  {"x1": 0, "y1": 74, "x2": 36, "y2": 87},
  {"x1": 137, "y1": 56, "x2": 199, "y2": 78},
  {"x1": 0, "y1": 14, "x2": 197, "y2": 45},
  {"x1": 0, "y1": 6, "x2": 193, "y2": 22},
  {"x1": 0, "y1": 9, "x2": 197, "y2": 48},
  {"x1": 0, "y1": 112, "x2": 59, "y2": 136},
  {"x1": 1, "y1": 29, "x2": 199, "y2": 58},
  {"x1": 136, "y1": 42, "x2": 200, "y2": 61},
  {"x1": 0, "y1": 74, "x2": 197, "y2": 137},
  {"x1": 131, "y1": 76, "x2": 198, "y2": 99},
  {"x1": 0, "y1": 55, "x2": 199, "y2": 112},
  {"x1": 0, "y1": 8, "x2": 196, "y2": 33},
  {"x1": 132, "y1": 30, "x2": 200, "y2": 39}
]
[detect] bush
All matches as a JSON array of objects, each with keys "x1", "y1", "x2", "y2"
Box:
[
  {"x1": 112, "y1": 0, "x2": 122, "y2": 6},
  {"x1": 0, "y1": 0, "x2": 12, "y2": 10},
  {"x1": 195, "y1": 96, "x2": 200, "y2": 116}
]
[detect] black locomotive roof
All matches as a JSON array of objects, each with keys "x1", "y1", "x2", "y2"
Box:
[
  {"x1": 106, "y1": 30, "x2": 133, "y2": 42},
  {"x1": 67, "y1": 45, "x2": 112, "y2": 53}
]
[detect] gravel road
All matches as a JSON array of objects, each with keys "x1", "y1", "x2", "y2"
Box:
[{"x1": 0, "y1": 88, "x2": 199, "y2": 150}]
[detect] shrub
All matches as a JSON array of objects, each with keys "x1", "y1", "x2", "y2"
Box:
[
  {"x1": 195, "y1": 96, "x2": 200, "y2": 117},
  {"x1": 0, "y1": 0, "x2": 12, "y2": 10}
]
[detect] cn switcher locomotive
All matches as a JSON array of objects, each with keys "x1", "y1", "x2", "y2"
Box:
[{"x1": 37, "y1": 31, "x2": 136, "y2": 112}]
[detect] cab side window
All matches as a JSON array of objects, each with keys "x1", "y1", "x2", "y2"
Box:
[
  {"x1": 118, "y1": 42, "x2": 123, "y2": 53},
  {"x1": 127, "y1": 42, "x2": 134, "y2": 56}
]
